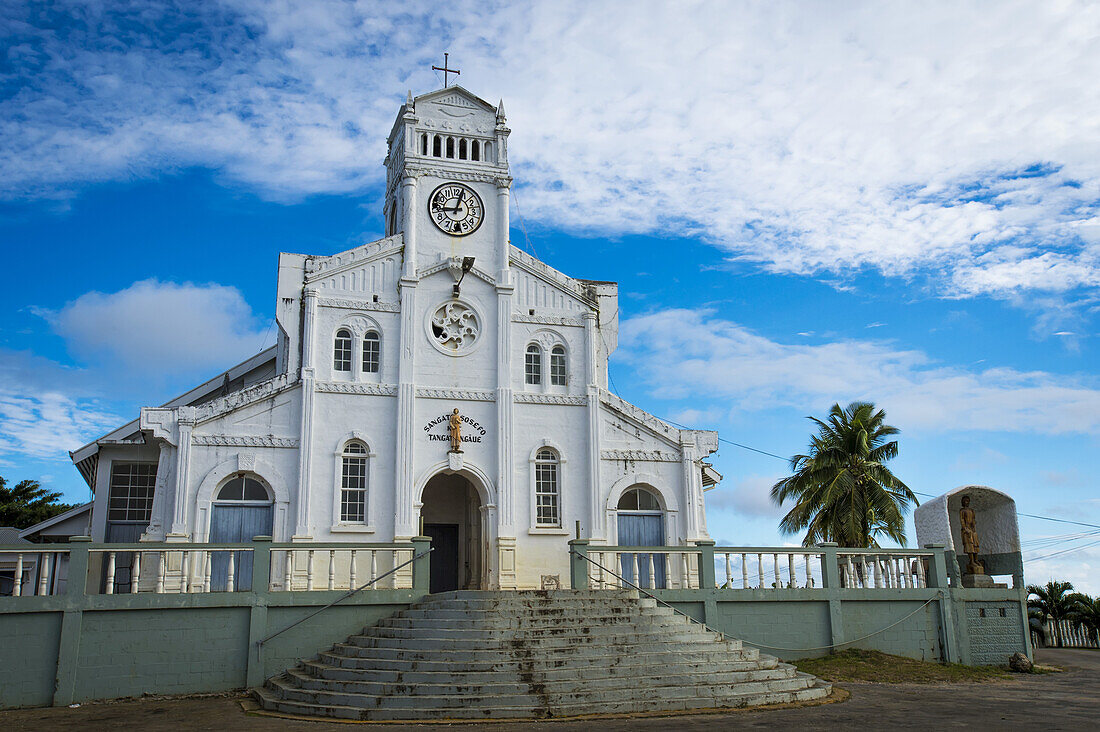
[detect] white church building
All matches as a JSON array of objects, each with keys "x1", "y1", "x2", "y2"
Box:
[{"x1": 70, "y1": 85, "x2": 721, "y2": 591}]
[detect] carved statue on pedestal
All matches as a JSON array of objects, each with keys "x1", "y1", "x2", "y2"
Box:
[
  {"x1": 959, "y1": 495, "x2": 984, "y2": 575},
  {"x1": 448, "y1": 408, "x2": 463, "y2": 453}
]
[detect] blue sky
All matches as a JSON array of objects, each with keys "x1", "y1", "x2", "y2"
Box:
[{"x1": 1, "y1": 1, "x2": 1099, "y2": 591}]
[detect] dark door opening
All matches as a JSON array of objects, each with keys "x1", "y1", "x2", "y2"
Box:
[{"x1": 425, "y1": 523, "x2": 460, "y2": 593}]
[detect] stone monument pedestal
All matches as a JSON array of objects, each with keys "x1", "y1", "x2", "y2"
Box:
[{"x1": 961, "y1": 573, "x2": 1006, "y2": 589}]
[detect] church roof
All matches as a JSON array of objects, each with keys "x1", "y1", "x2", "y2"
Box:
[{"x1": 411, "y1": 85, "x2": 498, "y2": 114}]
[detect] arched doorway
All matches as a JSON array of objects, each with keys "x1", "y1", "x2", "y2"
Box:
[
  {"x1": 209, "y1": 473, "x2": 274, "y2": 591},
  {"x1": 617, "y1": 486, "x2": 666, "y2": 589},
  {"x1": 420, "y1": 473, "x2": 484, "y2": 592}
]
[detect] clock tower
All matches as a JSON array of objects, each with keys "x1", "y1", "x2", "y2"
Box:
[{"x1": 384, "y1": 86, "x2": 512, "y2": 278}]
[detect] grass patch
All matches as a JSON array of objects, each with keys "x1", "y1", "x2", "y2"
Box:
[{"x1": 793, "y1": 649, "x2": 1012, "y2": 684}]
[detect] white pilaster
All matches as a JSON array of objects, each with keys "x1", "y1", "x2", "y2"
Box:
[
  {"x1": 294, "y1": 287, "x2": 319, "y2": 539},
  {"x1": 401, "y1": 175, "x2": 418, "y2": 279},
  {"x1": 496, "y1": 271, "x2": 515, "y2": 534},
  {"x1": 141, "y1": 441, "x2": 175, "y2": 541},
  {"x1": 394, "y1": 278, "x2": 419, "y2": 536},
  {"x1": 496, "y1": 178, "x2": 511, "y2": 276},
  {"x1": 680, "y1": 439, "x2": 704, "y2": 541},
  {"x1": 584, "y1": 312, "x2": 602, "y2": 539},
  {"x1": 167, "y1": 407, "x2": 195, "y2": 539}
]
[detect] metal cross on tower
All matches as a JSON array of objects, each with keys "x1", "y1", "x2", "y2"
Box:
[{"x1": 432, "y1": 53, "x2": 460, "y2": 87}]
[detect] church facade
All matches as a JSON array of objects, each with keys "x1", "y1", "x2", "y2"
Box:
[{"x1": 70, "y1": 86, "x2": 721, "y2": 590}]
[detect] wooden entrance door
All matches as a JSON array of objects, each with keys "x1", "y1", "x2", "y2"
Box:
[
  {"x1": 618, "y1": 513, "x2": 667, "y2": 589},
  {"x1": 209, "y1": 504, "x2": 273, "y2": 591}
]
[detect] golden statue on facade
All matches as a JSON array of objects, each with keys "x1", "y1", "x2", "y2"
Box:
[{"x1": 448, "y1": 408, "x2": 462, "y2": 453}]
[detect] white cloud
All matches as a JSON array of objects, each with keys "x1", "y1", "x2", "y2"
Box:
[
  {"x1": 706, "y1": 474, "x2": 786, "y2": 520},
  {"x1": 619, "y1": 308, "x2": 1100, "y2": 435},
  {"x1": 2, "y1": 1, "x2": 1099, "y2": 304},
  {"x1": 0, "y1": 390, "x2": 119, "y2": 461},
  {"x1": 39, "y1": 279, "x2": 270, "y2": 375}
]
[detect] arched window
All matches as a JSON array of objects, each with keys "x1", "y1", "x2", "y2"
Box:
[
  {"x1": 550, "y1": 346, "x2": 567, "y2": 386},
  {"x1": 433, "y1": 135, "x2": 441, "y2": 157},
  {"x1": 333, "y1": 329, "x2": 352, "y2": 372},
  {"x1": 459, "y1": 138, "x2": 467, "y2": 159},
  {"x1": 446, "y1": 137, "x2": 455, "y2": 158},
  {"x1": 617, "y1": 487, "x2": 661, "y2": 511},
  {"x1": 471, "y1": 140, "x2": 480, "y2": 161},
  {"x1": 340, "y1": 441, "x2": 368, "y2": 522},
  {"x1": 362, "y1": 331, "x2": 380, "y2": 373},
  {"x1": 217, "y1": 474, "x2": 270, "y2": 502},
  {"x1": 420, "y1": 133, "x2": 428, "y2": 155},
  {"x1": 534, "y1": 449, "x2": 560, "y2": 527},
  {"x1": 484, "y1": 142, "x2": 493, "y2": 162},
  {"x1": 525, "y1": 344, "x2": 542, "y2": 385}
]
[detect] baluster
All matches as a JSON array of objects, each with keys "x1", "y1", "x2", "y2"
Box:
[
  {"x1": 202, "y1": 551, "x2": 211, "y2": 593},
  {"x1": 757, "y1": 553, "x2": 764, "y2": 588},
  {"x1": 889, "y1": 557, "x2": 897, "y2": 587},
  {"x1": 788, "y1": 553, "x2": 796, "y2": 588},
  {"x1": 350, "y1": 550, "x2": 357, "y2": 589},
  {"x1": 803, "y1": 554, "x2": 811, "y2": 588},
  {"x1": 916, "y1": 557, "x2": 927, "y2": 588},
  {"x1": 901, "y1": 558, "x2": 910, "y2": 588},
  {"x1": 370, "y1": 550, "x2": 378, "y2": 585},
  {"x1": 741, "y1": 553, "x2": 748, "y2": 589},
  {"x1": 284, "y1": 550, "x2": 293, "y2": 591},
  {"x1": 38, "y1": 553, "x2": 49, "y2": 596},
  {"x1": 328, "y1": 550, "x2": 336, "y2": 591},
  {"x1": 772, "y1": 553, "x2": 780, "y2": 589},
  {"x1": 681, "y1": 552, "x2": 690, "y2": 589},
  {"x1": 846, "y1": 556, "x2": 855, "y2": 588},
  {"x1": 857, "y1": 555, "x2": 866, "y2": 588},
  {"x1": 631, "y1": 553, "x2": 640, "y2": 588},
  {"x1": 647, "y1": 554, "x2": 656, "y2": 590},
  {"x1": 155, "y1": 551, "x2": 166, "y2": 594},
  {"x1": 724, "y1": 553, "x2": 732, "y2": 589},
  {"x1": 106, "y1": 552, "x2": 117, "y2": 595},
  {"x1": 182, "y1": 551, "x2": 192, "y2": 593},
  {"x1": 13, "y1": 554, "x2": 22, "y2": 597},
  {"x1": 306, "y1": 550, "x2": 315, "y2": 591},
  {"x1": 871, "y1": 556, "x2": 879, "y2": 588},
  {"x1": 596, "y1": 552, "x2": 605, "y2": 589},
  {"x1": 132, "y1": 551, "x2": 142, "y2": 594},
  {"x1": 227, "y1": 552, "x2": 235, "y2": 593}
]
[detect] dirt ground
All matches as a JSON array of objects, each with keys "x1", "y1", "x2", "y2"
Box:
[{"x1": 2, "y1": 648, "x2": 1096, "y2": 731}]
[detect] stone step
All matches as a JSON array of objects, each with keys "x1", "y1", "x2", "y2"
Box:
[
  {"x1": 330, "y1": 633, "x2": 740, "y2": 658},
  {"x1": 287, "y1": 665, "x2": 799, "y2": 697},
  {"x1": 413, "y1": 597, "x2": 655, "y2": 612},
  {"x1": 300, "y1": 656, "x2": 782, "y2": 685},
  {"x1": 254, "y1": 684, "x2": 831, "y2": 721},
  {"x1": 387, "y1": 605, "x2": 678, "y2": 623},
  {"x1": 267, "y1": 673, "x2": 818, "y2": 710},
  {"x1": 254, "y1": 680, "x2": 831, "y2": 720},
  {"x1": 351, "y1": 621, "x2": 712, "y2": 643},
  {"x1": 424, "y1": 589, "x2": 640, "y2": 601},
  {"x1": 317, "y1": 645, "x2": 762, "y2": 670}
]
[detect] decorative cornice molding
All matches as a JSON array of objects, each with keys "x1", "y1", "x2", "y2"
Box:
[
  {"x1": 598, "y1": 389, "x2": 681, "y2": 444},
  {"x1": 511, "y1": 313, "x2": 586, "y2": 326},
  {"x1": 316, "y1": 382, "x2": 398, "y2": 396},
  {"x1": 317, "y1": 296, "x2": 401, "y2": 313},
  {"x1": 418, "y1": 258, "x2": 496, "y2": 287},
  {"x1": 509, "y1": 246, "x2": 597, "y2": 306},
  {"x1": 192, "y1": 435, "x2": 300, "y2": 448},
  {"x1": 514, "y1": 393, "x2": 587, "y2": 406},
  {"x1": 403, "y1": 165, "x2": 510, "y2": 186},
  {"x1": 192, "y1": 374, "x2": 296, "y2": 425},
  {"x1": 304, "y1": 235, "x2": 404, "y2": 281},
  {"x1": 601, "y1": 449, "x2": 681, "y2": 463},
  {"x1": 416, "y1": 387, "x2": 496, "y2": 402}
]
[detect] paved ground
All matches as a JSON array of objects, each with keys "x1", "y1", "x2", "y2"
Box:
[{"x1": 2, "y1": 648, "x2": 1097, "y2": 731}]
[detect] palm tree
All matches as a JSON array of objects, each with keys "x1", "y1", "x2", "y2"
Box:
[
  {"x1": 770, "y1": 401, "x2": 917, "y2": 548},
  {"x1": 1026, "y1": 581, "x2": 1077, "y2": 647},
  {"x1": 1069, "y1": 594, "x2": 1100, "y2": 646}
]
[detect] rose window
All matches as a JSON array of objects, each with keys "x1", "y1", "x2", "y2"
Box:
[{"x1": 430, "y1": 301, "x2": 480, "y2": 354}]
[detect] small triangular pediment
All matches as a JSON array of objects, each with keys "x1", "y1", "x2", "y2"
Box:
[{"x1": 414, "y1": 86, "x2": 496, "y2": 114}]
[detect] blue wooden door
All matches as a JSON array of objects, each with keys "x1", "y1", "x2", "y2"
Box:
[
  {"x1": 618, "y1": 513, "x2": 666, "y2": 589},
  {"x1": 210, "y1": 504, "x2": 272, "y2": 591}
]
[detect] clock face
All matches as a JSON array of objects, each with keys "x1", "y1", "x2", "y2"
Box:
[{"x1": 428, "y1": 183, "x2": 484, "y2": 236}]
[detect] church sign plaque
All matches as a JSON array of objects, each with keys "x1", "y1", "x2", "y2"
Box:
[{"x1": 423, "y1": 412, "x2": 486, "y2": 444}]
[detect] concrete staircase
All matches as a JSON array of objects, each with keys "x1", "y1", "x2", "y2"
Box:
[{"x1": 252, "y1": 589, "x2": 831, "y2": 721}]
